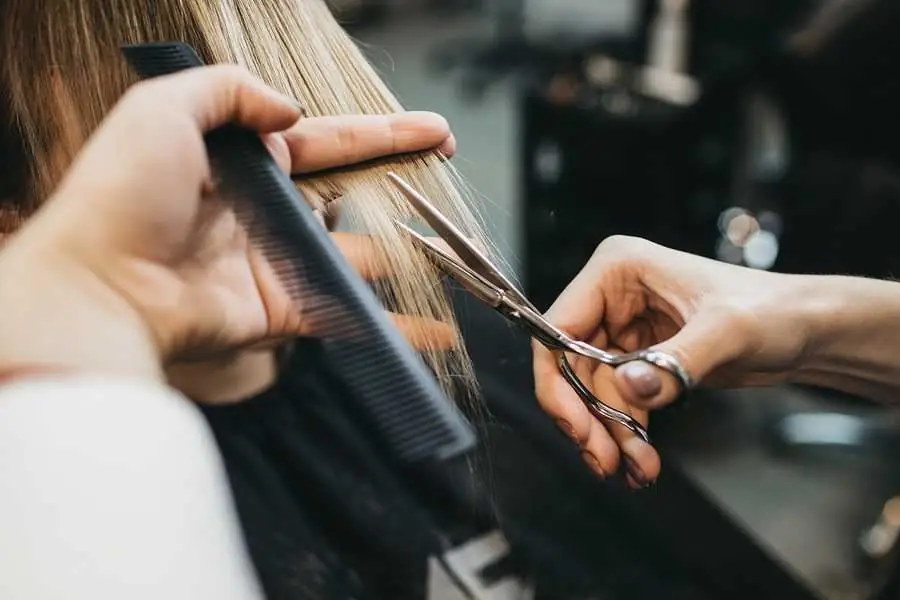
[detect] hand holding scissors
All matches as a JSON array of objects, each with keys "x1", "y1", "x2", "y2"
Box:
[
  {"x1": 387, "y1": 174, "x2": 692, "y2": 488},
  {"x1": 389, "y1": 173, "x2": 900, "y2": 487}
]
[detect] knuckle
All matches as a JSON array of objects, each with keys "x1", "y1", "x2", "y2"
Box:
[
  {"x1": 209, "y1": 65, "x2": 251, "y2": 111},
  {"x1": 118, "y1": 82, "x2": 174, "y2": 133},
  {"x1": 594, "y1": 234, "x2": 648, "y2": 258},
  {"x1": 122, "y1": 79, "x2": 161, "y2": 108},
  {"x1": 590, "y1": 235, "x2": 651, "y2": 273},
  {"x1": 288, "y1": 132, "x2": 311, "y2": 163},
  {"x1": 207, "y1": 63, "x2": 253, "y2": 83},
  {"x1": 591, "y1": 235, "x2": 675, "y2": 279},
  {"x1": 335, "y1": 125, "x2": 361, "y2": 164}
]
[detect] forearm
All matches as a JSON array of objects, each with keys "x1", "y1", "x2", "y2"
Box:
[
  {"x1": 0, "y1": 239, "x2": 163, "y2": 382},
  {"x1": 0, "y1": 234, "x2": 260, "y2": 597},
  {"x1": 793, "y1": 274, "x2": 900, "y2": 403}
]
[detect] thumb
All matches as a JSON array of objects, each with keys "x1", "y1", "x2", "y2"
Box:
[
  {"x1": 613, "y1": 310, "x2": 747, "y2": 410},
  {"x1": 165, "y1": 65, "x2": 303, "y2": 134}
]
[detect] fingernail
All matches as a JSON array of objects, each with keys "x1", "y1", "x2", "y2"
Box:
[
  {"x1": 620, "y1": 362, "x2": 661, "y2": 398},
  {"x1": 438, "y1": 135, "x2": 457, "y2": 159},
  {"x1": 581, "y1": 452, "x2": 606, "y2": 479},
  {"x1": 555, "y1": 419, "x2": 579, "y2": 445},
  {"x1": 293, "y1": 100, "x2": 308, "y2": 117},
  {"x1": 625, "y1": 473, "x2": 646, "y2": 491},
  {"x1": 631, "y1": 477, "x2": 655, "y2": 490},
  {"x1": 624, "y1": 456, "x2": 650, "y2": 488}
]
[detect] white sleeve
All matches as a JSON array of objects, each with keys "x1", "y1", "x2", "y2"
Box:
[{"x1": 0, "y1": 376, "x2": 265, "y2": 600}]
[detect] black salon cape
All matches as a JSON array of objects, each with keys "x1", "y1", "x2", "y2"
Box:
[{"x1": 200, "y1": 286, "x2": 710, "y2": 600}]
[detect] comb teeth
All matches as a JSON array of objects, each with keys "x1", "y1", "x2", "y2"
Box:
[
  {"x1": 122, "y1": 42, "x2": 476, "y2": 463},
  {"x1": 122, "y1": 42, "x2": 205, "y2": 75}
]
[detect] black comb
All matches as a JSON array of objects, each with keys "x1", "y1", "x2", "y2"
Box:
[{"x1": 121, "y1": 42, "x2": 476, "y2": 463}]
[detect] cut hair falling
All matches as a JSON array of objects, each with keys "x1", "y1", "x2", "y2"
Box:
[{"x1": 0, "y1": 0, "x2": 494, "y2": 399}]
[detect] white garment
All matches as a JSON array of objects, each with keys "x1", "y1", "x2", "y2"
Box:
[{"x1": 0, "y1": 376, "x2": 263, "y2": 600}]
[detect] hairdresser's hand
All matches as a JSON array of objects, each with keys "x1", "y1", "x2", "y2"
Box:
[
  {"x1": 0, "y1": 66, "x2": 458, "y2": 379},
  {"x1": 534, "y1": 236, "x2": 814, "y2": 488}
]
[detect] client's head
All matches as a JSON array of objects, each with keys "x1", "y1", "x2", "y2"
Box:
[{"x1": 0, "y1": 0, "x2": 489, "y2": 395}]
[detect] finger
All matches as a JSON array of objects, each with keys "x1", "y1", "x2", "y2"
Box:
[
  {"x1": 611, "y1": 319, "x2": 653, "y2": 354},
  {"x1": 285, "y1": 112, "x2": 455, "y2": 174},
  {"x1": 389, "y1": 313, "x2": 458, "y2": 351},
  {"x1": 551, "y1": 331, "x2": 660, "y2": 489},
  {"x1": 331, "y1": 233, "x2": 384, "y2": 280},
  {"x1": 266, "y1": 133, "x2": 344, "y2": 228},
  {"x1": 332, "y1": 233, "x2": 460, "y2": 281},
  {"x1": 242, "y1": 310, "x2": 457, "y2": 352},
  {"x1": 622, "y1": 409, "x2": 655, "y2": 489},
  {"x1": 533, "y1": 343, "x2": 598, "y2": 450},
  {"x1": 580, "y1": 416, "x2": 623, "y2": 479},
  {"x1": 262, "y1": 133, "x2": 293, "y2": 175},
  {"x1": 133, "y1": 65, "x2": 303, "y2": 134},
  {"x1": 544, "y1": 236, "x2": 663, "y2": 341},
  {"x1": 614, "y1": 309, "x2": 748, "y2": 410},
  {"x1": 587, "y1": 358, "x2": 660, "y2": 489},
  {"x1": 248, "y1": 313, "x2": 457, "y2": 353},
  {"x1": 250, "y1": 238, "x2": 458, "y2": 353},
  {"x1": 567, "y1": 354, "x2": 621, "y2": 478},
  {"x1": 543, "y1": 253, "x2": 611, "y2": 341},
  {"x1": 438, "y1": 134, "x2": 457, "y2": 159}
]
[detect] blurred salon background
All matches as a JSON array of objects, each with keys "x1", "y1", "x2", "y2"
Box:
[{"x1": 326, "y1": 1, "x2": 900, "y2": 599}]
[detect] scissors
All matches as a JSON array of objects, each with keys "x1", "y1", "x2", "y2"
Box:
[{"x1": 386, "y1": 172, "x2": 693, "y2": 444}]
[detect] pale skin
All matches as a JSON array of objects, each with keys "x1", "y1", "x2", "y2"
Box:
[
  {"x1": 535, "y1": 235, "x2": 900, "y2": 487},
  {"x1": 2, "y1": 69, "x2": 463, "y2": 404},
  {"x1": 5, "y1": 66, "x2": 900, "y2": 496},
  {"x1": 164, "y1": 111, "x2": 462, "y2": 402},
  {"x1": 0, "y1": 67, "x2": 465, "y2": 382},
  {"x1": 0, "y1": 69, "x2": 465, "y2": 600}
]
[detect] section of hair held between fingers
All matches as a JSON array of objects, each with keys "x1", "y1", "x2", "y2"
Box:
[{"x1": 2, "y1": 0, "x2": 485, "y2": 414}]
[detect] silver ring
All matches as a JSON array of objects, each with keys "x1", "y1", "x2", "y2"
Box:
[{"x1": 634, "y1": 349, "x2": 693, "y2": 390}]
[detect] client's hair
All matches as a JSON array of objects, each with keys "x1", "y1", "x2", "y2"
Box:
[{"x1": 0, "y1": 0, "x2": 492, "y2": 397}]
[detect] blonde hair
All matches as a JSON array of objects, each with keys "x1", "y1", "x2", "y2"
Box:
[{"x1": 0, "y1": 0, "x2": 491, "y2": 399}]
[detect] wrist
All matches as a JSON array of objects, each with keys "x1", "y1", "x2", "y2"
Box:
[
  {"x1": 790, "y1": 274, "x2": 900, "y2": 399},
  {"x1": 0, "y1": 240, "x2": 164, "y2": 383}
]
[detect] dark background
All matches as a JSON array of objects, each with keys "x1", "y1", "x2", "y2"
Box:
[{"x1": 334, "y1": 1, "x2": 900, "y2": 598}]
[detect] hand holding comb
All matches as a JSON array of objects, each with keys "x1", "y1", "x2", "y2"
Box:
[{"x1": 121, "y1": 42, "x2": 476, "y2": 463}]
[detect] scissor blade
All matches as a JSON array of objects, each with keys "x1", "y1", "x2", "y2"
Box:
[
  {"x1": 386, "y1": 172, "x2": 531, "y2": 308},
  {"x1": 394, "y1": 220, "x2": 504, "y2": 308}
]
